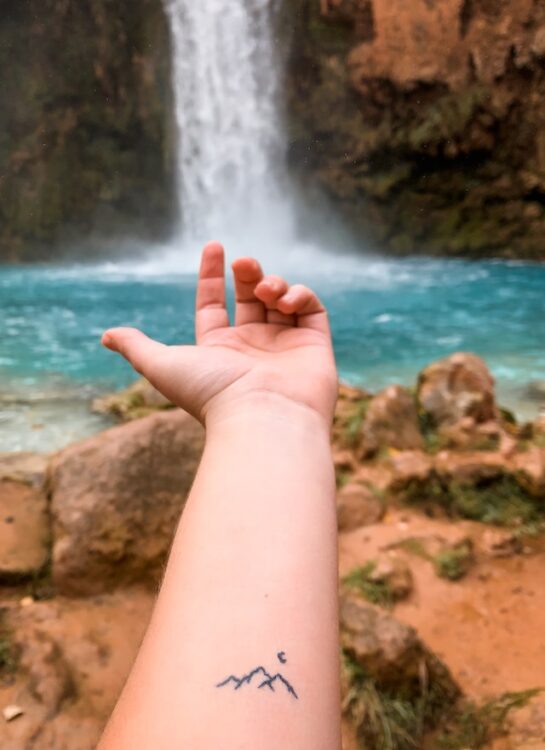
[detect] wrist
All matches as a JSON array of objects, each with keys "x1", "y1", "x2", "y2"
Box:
[{"x1": 203, "y1": 390, "x2": 333, "y2": 438}]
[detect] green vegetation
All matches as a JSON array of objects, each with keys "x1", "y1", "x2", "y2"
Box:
[
  {"x1": 402, "y1": 473, "x2": 544, "y2": 527},
  {"x1": 395, "y1": 538, "x2": 473, "y2": 582},
  {"x1": 437, "y1": 689, "x2": 542, "y2": 749},
  {"x1": 433, "y1": 544, "x2": 473, "y2": 581},
  {"x1": 343, "y1": 650, "x2": 541, "y2": 750},
  {"x1": 342, "y1": 651, "x2": 456, "y2": 750},
  {"x1": 342, "y1": 562, "x2": 395, "y2": 608}
]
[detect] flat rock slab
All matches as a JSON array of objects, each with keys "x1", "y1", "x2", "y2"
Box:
[
  {"x1": 0, "y1": 479, "x2": 49, "y2": 578},
  {"x1": 0, "y1": 452, "x2": 49, "y2": 486}
]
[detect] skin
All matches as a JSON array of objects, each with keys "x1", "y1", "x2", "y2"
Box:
[{"x1": 97, "y1": 242, "x2": 341, "y2": 750}]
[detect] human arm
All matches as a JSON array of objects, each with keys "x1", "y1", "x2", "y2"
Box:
[{"x1": 97, "y1": 243, "x2": 341, "y2": 750}]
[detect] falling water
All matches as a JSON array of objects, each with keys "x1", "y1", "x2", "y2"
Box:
[{"x1": 163, "y1": 0, "x2": 293, "y2": 250}]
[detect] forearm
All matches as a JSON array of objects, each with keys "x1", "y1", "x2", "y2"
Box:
[{"x1": 98, "y1": 395, "x2": 341, "y2": 749}]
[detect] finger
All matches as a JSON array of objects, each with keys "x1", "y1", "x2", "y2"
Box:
[
  {"x1": 231, "y1": 257, "x2": 266, "y2": 325},
  {"x1": 276, "y1": 284, "x2": 330, "y2": 333},
  {"x1": 254, "y1": 275, "x2": 294, "y2": 326},
  {"x1": 196, "y1": 242, "x2": 230, "y2": 341},
  {"x1": 102, "y1": 327, "x2": 168, "y2": 378}
]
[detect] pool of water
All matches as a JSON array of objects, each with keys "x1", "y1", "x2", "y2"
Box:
[{"x1": 1, "y1": 252, "x2": 544, "y2": 452}]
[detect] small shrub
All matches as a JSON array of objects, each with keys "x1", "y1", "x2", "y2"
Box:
[
  {"x1": 438, "y1": 688, "x2": 542, "y2": 749},
  {"x1": 342, "y1": 651, "x2": 456, "y2": 750},
  {"x1": 433, "y1": 544, "x2": 473, "y2": 581},
  {"x1": 342, "y1": 562, "x2": 395, "y2": 608}
]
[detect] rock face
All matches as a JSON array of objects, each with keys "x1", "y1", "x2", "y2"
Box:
[
  {"x1": 0, "y1": 453, "x2": 50, "y2": 579},
  {"x1": 49, "y1": 410, "x2": 204, "y2": 596},
  {"x1": 340, "y1": 593, "x2": 459, "y2": 693},
  {"x1": 288, "y1": 0, "x2": 545, "y2": 258},
  {"x1": 0, "y1": 0, "x2": 174, "y2": 261},
  {"x1": 0, "y1": 481, "x2": 49, "y2": 580}
]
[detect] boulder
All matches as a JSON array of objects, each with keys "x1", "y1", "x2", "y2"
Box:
[
  {"x1": 358, "y1": 385, "x2": 423, "y2": 458},
  {"x1": 340, "y1": 594, "x2": 459, "y2": 693},
  {"x1": 50, "y1": 410, "x2": 204, "y2": 596},
  {"x1": 417, "y1": 353, "x2": 497, "y2": 428},
  {"x1": 337, "y1": 482, "x2": 385, "y2": 532}
]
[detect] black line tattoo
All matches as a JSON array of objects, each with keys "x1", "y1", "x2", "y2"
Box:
[{"x1": 216, "y1": 653, "x2": 298, "y2": 700}]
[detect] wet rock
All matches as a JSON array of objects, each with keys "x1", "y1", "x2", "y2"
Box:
[
  {"x1": 337, "y1": 482, "x2": 384, "y2": 532},
  {"x1": 92, "y1": 379, "x2": 173, "y2": 421},
  {"x1": 0, "y1": 0, "x2": 174, "y2": 262},
  {"x1": 0, "y1": 480, "x2": 49, "y2": 580},
  {"x1": 417, "y1": 353, "x2": 497, "y2": 429},
  {"x1": 340, "y1": 594, "x2": 459, "y2": 693},
  {"x1": 50, "y1": 410, "x2": 204, "y2": 595},
  {"x1": 358, "y1": 385, "x2": 423, "y2": 458},
  {"x1": 289, "y1": 1, "x2": 545, "y2": 260}
]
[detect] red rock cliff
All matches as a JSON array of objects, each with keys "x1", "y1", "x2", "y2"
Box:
[{"x1": 287, "y1": 0, "x2": 545, "y2": 258}]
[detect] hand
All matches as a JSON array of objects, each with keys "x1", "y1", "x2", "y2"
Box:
[{"x1": 102, "y1": 242, "x2": 338, "y2": 426}]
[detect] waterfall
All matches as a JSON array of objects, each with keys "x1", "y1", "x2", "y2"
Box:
[{"x1": 164, "y1": 0, "x2": 293, "y2": 252}]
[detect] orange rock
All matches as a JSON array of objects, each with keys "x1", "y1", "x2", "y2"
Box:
[
  {"x1": 0, "y1": 480, "x2": 49, "y2": 579},
  {"x1": 348, "y1": 0, "x2": 535, "y2": 93},
  {"x1": 388, "y1": 450, "x2": 434, "y2": 491},
  {"x1": 340, "y1": 593, "x2": 459, "y2": 693},
  {"x1": 417, "y1": 353, "x2": 497, "y2": 428},
  {"x1": 358, "y1": 385, "x2": 423, "y2": 458},
  {"x1": 49, "y1": 410, "x2": 204, "y2": 596},
  {"x1": 337, "y1": 482, "x2": 384, "y2": 531}
]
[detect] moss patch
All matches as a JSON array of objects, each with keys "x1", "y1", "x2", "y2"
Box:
[
  {"x1": 433, "y1": 543, "x2": 473, "y2": 581},
  {"x1": 402, "y1": 473, "x2": 544, "y2": 527}
]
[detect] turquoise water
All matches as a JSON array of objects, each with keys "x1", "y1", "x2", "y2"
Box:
[{"x1": 1, "y1": 256, "x2": 544, "y2": 450}]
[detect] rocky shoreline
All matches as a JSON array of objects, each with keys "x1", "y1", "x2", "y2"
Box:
[{"x1": 1, "y1": 351, "x2": 544, "y2": 748}]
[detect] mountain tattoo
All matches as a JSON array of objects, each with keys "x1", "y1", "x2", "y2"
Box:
[{"x1": 216, "y1": 652, "x2": 298, "y2": 700}]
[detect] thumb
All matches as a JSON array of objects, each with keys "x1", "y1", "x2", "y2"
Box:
[{"x1": 102, "y1": 327, "x2": 167, "y2": 378}]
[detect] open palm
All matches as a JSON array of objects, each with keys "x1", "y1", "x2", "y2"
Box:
[{"x1": 102, "y1": 243, "x2": 338, "y2": 425}]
